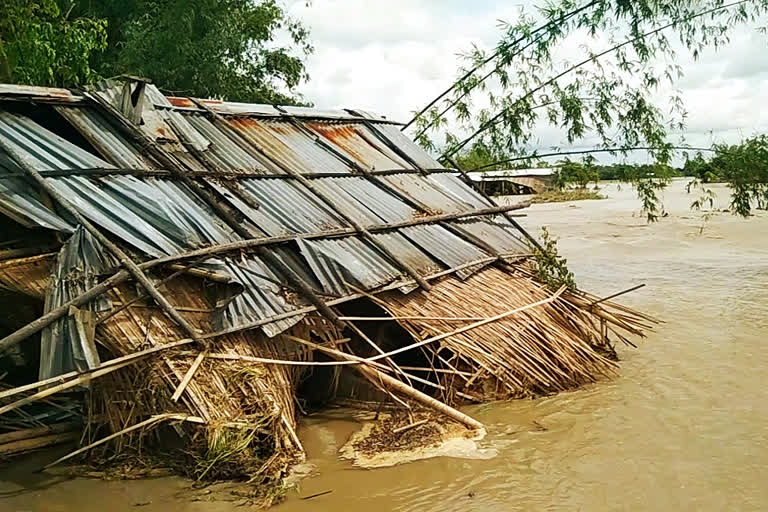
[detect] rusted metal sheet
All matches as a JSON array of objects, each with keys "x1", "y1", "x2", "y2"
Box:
[
  {"x1": 306, "y1": 121, "x2": 411, "y2": 171},
  {"x1": 228, "y1": 118, "x2": 351, "y2": 174},
  {"x1": 181, "y1": 114, "x2": 277, "y2": 173}
]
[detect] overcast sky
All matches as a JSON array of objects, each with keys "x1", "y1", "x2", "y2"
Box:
[{"x1": 288, "y1": 1, "x2": 768, "y2": 163}]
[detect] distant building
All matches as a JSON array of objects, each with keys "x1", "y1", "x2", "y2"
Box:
[{"x1": 467, "y1": 168, "x2": 557, "y2": 195}]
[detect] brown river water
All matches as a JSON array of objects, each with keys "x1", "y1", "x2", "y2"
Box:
[{"x1": 2, "y1": 179, "x2": 767, "y2": 511}]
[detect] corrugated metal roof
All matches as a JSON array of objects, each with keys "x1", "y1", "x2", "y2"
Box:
[
  {"x1": 228, "y1": 178, "x2": 350, "y2": 235},
  {"x1": 181, "y1": 114, "x2": 278, "y2": 173},
  {"x1": 400, "y1": 224, "x2": 491, "y2": 279},
  {"x1": 0, "y1": 111, "x2": 112, "y2": 170},
  {"x1": 299, "y1": 236, "x2": 403, "y2": 296},
  {"x1": 449, "y1": 218, "x2": 528, "y2": 255},
  {"x1": 371, "y1": 231, "x2": 442, "y2": 276},
  {"x1": 307, "y1": 121, "x2": 411, "y2": 171},
  {"x1": 228, "y1": 118, "x2": 352, "y2": 174},
  {"x1": 469, "y1": 168, "x2": 555, "y2": 179},
  {"x1": 0, "y1": 80, "x2": 537, "y2": 378},
  {"x1": 216, "y1": 255, "x2": 306, "y2": 338},
  {"x1": 54, "y1": 106, "x2": 155, "y2": 170},
  {"x1": 0, "y1": 176, "x2": 75, "y2": 231},
  {"x1": 427, "y1": 173, "x2": 494, "y2": 209},
  {"x1": 380, "y1": 173, "x2": 472, "y2": 214},
  {"x1": 369, "y1": 124, "x2": 444, "y2": 169},
  {"x1": 40, "y1": 227, "x2": 118, "y2": 379},
  {"x1": 0, "y1": 84, "x2": 78, "y2": 101},
  {"x1": 311, "y1": 176, "x2": 416, "y2": 224}
]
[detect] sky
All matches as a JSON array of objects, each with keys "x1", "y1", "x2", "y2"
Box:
[{"x1": 287, "y1": 1, "x2": 768, "y2": 164}]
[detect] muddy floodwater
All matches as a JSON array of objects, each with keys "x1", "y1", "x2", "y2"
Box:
[{"x1": 3, "y1": 179, "x2": 767, "y2": 511}]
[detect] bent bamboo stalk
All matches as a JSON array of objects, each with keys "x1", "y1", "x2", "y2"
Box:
[{"x1": 286, "y1": 336, "x2": 483, "y2": 430}]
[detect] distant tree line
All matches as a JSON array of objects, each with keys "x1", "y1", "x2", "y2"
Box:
[{"x1": 460, "y1": 135, "x2": 768, "y2": 217}]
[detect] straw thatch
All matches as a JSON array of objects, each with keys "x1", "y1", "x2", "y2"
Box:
[{"x1": 377, "y1": 263, "x2": 650, "y2": 402}]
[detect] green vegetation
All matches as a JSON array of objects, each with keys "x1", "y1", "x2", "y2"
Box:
[
  {"x1": 531, "y1": 227, "x2": 576, "y2": 290},
  {"x1": 532, "y1": 189, "x2": 605, "y2": 203},
  {"x1": 0, "y1": 0, "x2": 107, "y2": 86},
  {"x1": 0, "y1": 0, "x2": 312, "y2": 104}
]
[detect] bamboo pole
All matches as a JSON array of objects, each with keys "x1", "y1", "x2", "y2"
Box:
[
  {"x1": 41, "y1": 414, "x2": 171, "y2": 470},
  {"x1": 0, "y1": 432, "x2": 78, "y2": 456},
  {"x1": 0, "y1": 340, "x2": 193, "y2": 402},
  {"x1": 286, "y1": 336, "x2": 483, "y2": 430},
  {"x1": 171, "y1": 351, "x2": 207, "y2": 402},
  {"x1": 0, "y1": 422, "x2": 78, "y2": 444}
]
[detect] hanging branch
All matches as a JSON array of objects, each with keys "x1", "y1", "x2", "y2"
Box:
[
  {"x1": 440, "y1": 0, "x2": 754, "y2": 161},
  {"x1": 402, "y1": 0, "x2": 600, "y2": 130}
]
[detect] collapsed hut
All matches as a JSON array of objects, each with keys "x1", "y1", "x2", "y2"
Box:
[{"x1": 0, "y1": 78, "x2": 655, "y2": 490}]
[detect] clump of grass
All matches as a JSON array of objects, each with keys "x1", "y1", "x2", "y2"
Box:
[{"x1": 531, "y1": 189, "x2": 605, "y2": 203}]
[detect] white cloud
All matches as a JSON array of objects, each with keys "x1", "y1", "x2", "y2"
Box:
[{"x1": 290, "y1": 0, "x2": 768, "y2": 161}]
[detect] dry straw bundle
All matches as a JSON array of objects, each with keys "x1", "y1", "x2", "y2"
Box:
[{"x1": 379, "y1": 264, "x2": 658, "y2": 402}]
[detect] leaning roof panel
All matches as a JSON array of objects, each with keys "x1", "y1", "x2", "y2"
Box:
[{"x1": 0, "y1": 79, "x2": 531, "y2": 342}]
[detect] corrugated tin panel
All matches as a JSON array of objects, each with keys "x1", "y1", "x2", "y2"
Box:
[
  {"x1": 0, "y1": 176, "x2": 74, "y2": 231},
  {"x1": 400, "y1": 224, "x2": 491, "y2": 279},
  {"x1": 228, "y1": 178, "x2": 350, "y2": 235},
  {"x1": 228, "y1": 118, "x2": 351, "y2": 174},
  {"x1": 380, "y1": 173, "x2": 472, "y2": 214},
  {"x1": 54, "y1": 106, "x2": 155, "y2": 170},
  {"x1": 0, "y1": 84, "x2": 78, "y2": 101},
  {"x1": 370, "y1": 124, "x2": 445, "y2": 169},
  {"x1": 216, "y1": 255, "x2": 306, "y2": 338},
  {"x1": 40, "y1": 227, "x2": 117, "y2": 379},
  {"x1": 427, "y1": 173, "x2": 494, "y2": 209},
  {"x1": 299, "y1": 236, "x2": 403, "y2": 296},
  {"x1": 47, "y1": 175, "x2": 239, "y2": 256},
  {"x1": 371, "y1": 231, "x2": 442, "y2": 276},
  {"x1": 181, "y1": 114, "x2": 281, "y2": 174},
  {"x1": 449, "y1": 218, "x2": 528, "y2": 255},
  {"x1": 144, "y1": 84, "x2": 173, "y2": 107},
  {"x1": 311, "y1": 176, "x2": 416, "y2": 224},
  {"x1": 157, "y1": 109, "x2": 209, "y2": 152},
  {"x1": 0, "y1": 111, "x2": 113, "y2": 170},
  {"x1": 306, "y1": 121, "x2": 411, "y2": 171}
]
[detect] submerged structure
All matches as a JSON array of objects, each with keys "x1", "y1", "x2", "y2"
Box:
[{"x1": 0, "y1": 78, "x2": 655, "y2": 489}]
